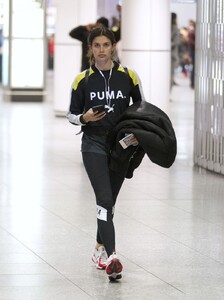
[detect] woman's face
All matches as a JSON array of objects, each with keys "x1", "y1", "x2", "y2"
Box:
[{"x1": 90, "y1": 35, "x2": 114, "y2": 65}]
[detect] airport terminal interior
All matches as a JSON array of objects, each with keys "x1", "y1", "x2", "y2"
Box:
[
  {"x1": 1, "y1": 69, "x2": 224, "y2": 300},
  {"x1": 1, "y1": 1, "x2": 224, "y2": 300}
]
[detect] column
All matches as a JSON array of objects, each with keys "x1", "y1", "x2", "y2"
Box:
[
  {"x1": 121, "y1": 0, "x2": 170, "y2": 113},
  {"x1": 53, "y1": 0, "x2": 98, "y2": 116},
  {"x1": 194, "y1": 0, "x2": 224, "y2": 174},
  {"x1": 2, "y1": 0, "x2": 46, "y2": 101}
]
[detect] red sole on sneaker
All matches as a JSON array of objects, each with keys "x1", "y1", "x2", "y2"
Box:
[
  {"x1": 92, "y1": 257, "x2": 106, "y2": 270},
  {"x1": 106, "y1": 258, "x2": 123, "y2": 276},
  {"x1": 96, "y1": 264, "x2": 106, "y2": 270}
]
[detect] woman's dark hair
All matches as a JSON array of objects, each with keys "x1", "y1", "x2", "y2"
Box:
[
  {"x1": 88, "y1": 27, "x2": 116, "y2": 46},
  {"x1": 87, "y1": 27, "x2": 116, "y2": 65}
]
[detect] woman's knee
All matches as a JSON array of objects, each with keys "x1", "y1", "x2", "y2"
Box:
[{"x1": 96, "y1": 205, "x2": 113, "y2": 222}]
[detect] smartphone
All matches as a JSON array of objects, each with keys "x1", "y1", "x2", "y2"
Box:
[{"x1": 92, "y1": 104, "x2": 105, "y2": 113}]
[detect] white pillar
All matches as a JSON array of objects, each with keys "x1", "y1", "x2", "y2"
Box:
[
  {"x1": 52, "y1": 0, "x2": 98, "y2": 116},
  {"x1": 122, "y1": 0, "x2": 170, "y2": 113},
  {"x1": 194, "y1": 0, "x2": 224, "y2": 175}
]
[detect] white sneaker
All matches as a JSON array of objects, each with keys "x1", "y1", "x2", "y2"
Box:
[
  {"x1": 92, "y1": 246, "x2": 108, "y2": 270},
  {"x1": 105, "y1": 252, "x2": 123, "y2": 281}
]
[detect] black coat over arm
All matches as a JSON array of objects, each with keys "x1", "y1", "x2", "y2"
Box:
[{"x1": 107, "y1": 101, "x2": 177, "y2": 178}]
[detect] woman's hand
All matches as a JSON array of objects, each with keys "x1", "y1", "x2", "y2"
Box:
[
  {"x1": 82, "y1": 108, "x2": 106, "y2": 123},
  {"x1": 130, "y1": 135, "x2": 139, "y2": 146}
]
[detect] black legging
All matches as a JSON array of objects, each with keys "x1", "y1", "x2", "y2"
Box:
[{"x1": 82, "y1": 152, "x2": 127, "y2": 256}]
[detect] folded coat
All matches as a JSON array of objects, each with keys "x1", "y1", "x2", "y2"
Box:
[{"x1": 107, "y1": 101, "x2": 177, "y2": 178}]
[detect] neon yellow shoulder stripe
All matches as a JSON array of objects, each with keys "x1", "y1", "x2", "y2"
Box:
[
  {"x1": 117, "y1": 65, "x2": 138, "y2": 86},
  {"x1": 127, "y1": 69, "x2": 138, "y2": 86},
  {"x1": 73, "y1": 72, "x2": 85, "y2": 90},
  {"x1": 73, "y1": 68, "x2": 94, "y2": 90}
]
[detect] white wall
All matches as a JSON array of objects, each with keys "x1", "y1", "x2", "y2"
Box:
[
  {"x1": 98, "y1": 1, "x2": 197, "y2": 30},
  {"x1": 53, "y1": 0, "x2": 98, "y2": 115}
]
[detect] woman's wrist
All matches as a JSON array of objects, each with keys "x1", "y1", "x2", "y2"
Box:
[{"x1": 80, "y1": 114, "x2": 88, "y2": 124}]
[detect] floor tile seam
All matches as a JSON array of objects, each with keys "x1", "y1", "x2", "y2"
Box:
[
  {"x1": 39, "y1": 204, "x2": 96, "y2": 239},
  {"x1": 117, "y1": 197, "x2": 224, "y2": 231},
  {"x1": 122, "y1": 177, "x2": 194, "y2": 195},
  {"x1": 153, "y1": 198, "x2": 224, "y2": 231},
  {"x1": 35, "y1": 170, "x2": 81, "y2": 190},
  {"x1": 0, "y1": 224, "x2": 94, "y2": 298},
  {"x1": 121, "y1": 256, "x2": 185, "y2": 295},
  {"x1": 116, "y1": 210, "x2": 224, "y2": 266},
  {"x1": 0, "y1": 198, "x2": 93, "y2": 236},
  {"x1": 0, "y1": 174, "x2": 78, "y2": 193}
]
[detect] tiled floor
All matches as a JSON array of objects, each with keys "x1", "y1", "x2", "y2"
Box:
[{"x1": 1, "y1": 72, "x2": 224, "y2": 300}]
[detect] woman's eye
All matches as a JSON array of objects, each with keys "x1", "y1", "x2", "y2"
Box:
[{"x1": 92, "y1": 42, "x2": 111, "y2": 49}]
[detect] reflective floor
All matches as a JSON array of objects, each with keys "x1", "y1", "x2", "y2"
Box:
[{"x1": 1, "y1": 72, "x2": 224, "y2": 300}]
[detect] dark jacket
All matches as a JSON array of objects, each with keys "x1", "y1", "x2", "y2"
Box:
[
  {"x1": 108, "y1": 101, "x2": 177, "y2": 178},
  {"x1": 69, "y1": 62, "x2": 144, "y2": 132}
]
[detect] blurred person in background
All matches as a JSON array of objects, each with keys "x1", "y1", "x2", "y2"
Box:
[
  {"x1": 170, "y1": 12, "x2": 180, "y2": 89},
  {"x1": 48, "y1": 34, "x2": 55, "y2": 70},
  {"x1": 69, "y1": 17, "x2": 109, "y2": 71},
  {"x1": 178, "y1": 27, "x2": 191, "y2": 78},
  {"x1": 188, "y1": 19, "x2": 195, "y2": 89},
  {"x1": 0, "y1": 27, "x2": 2, "y2": 83}
]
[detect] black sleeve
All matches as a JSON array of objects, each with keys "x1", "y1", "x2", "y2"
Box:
[
  {"x1": 69, "y1": 26, "x2": 87, "y2": 42},
  {"x1": 69, "y1": 78, "x2": 86, "y2": 115},
  {"x1": 130, "y1": 85, "x2": 144, "y2": 103}
]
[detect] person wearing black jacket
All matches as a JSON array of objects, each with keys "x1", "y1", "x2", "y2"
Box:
[
  {"x1": 69, "y1": 17, "x2": 109, "y2": 71},
  {"x1": 67, "y1": 27, "x2": 145, "y2": 281}
]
